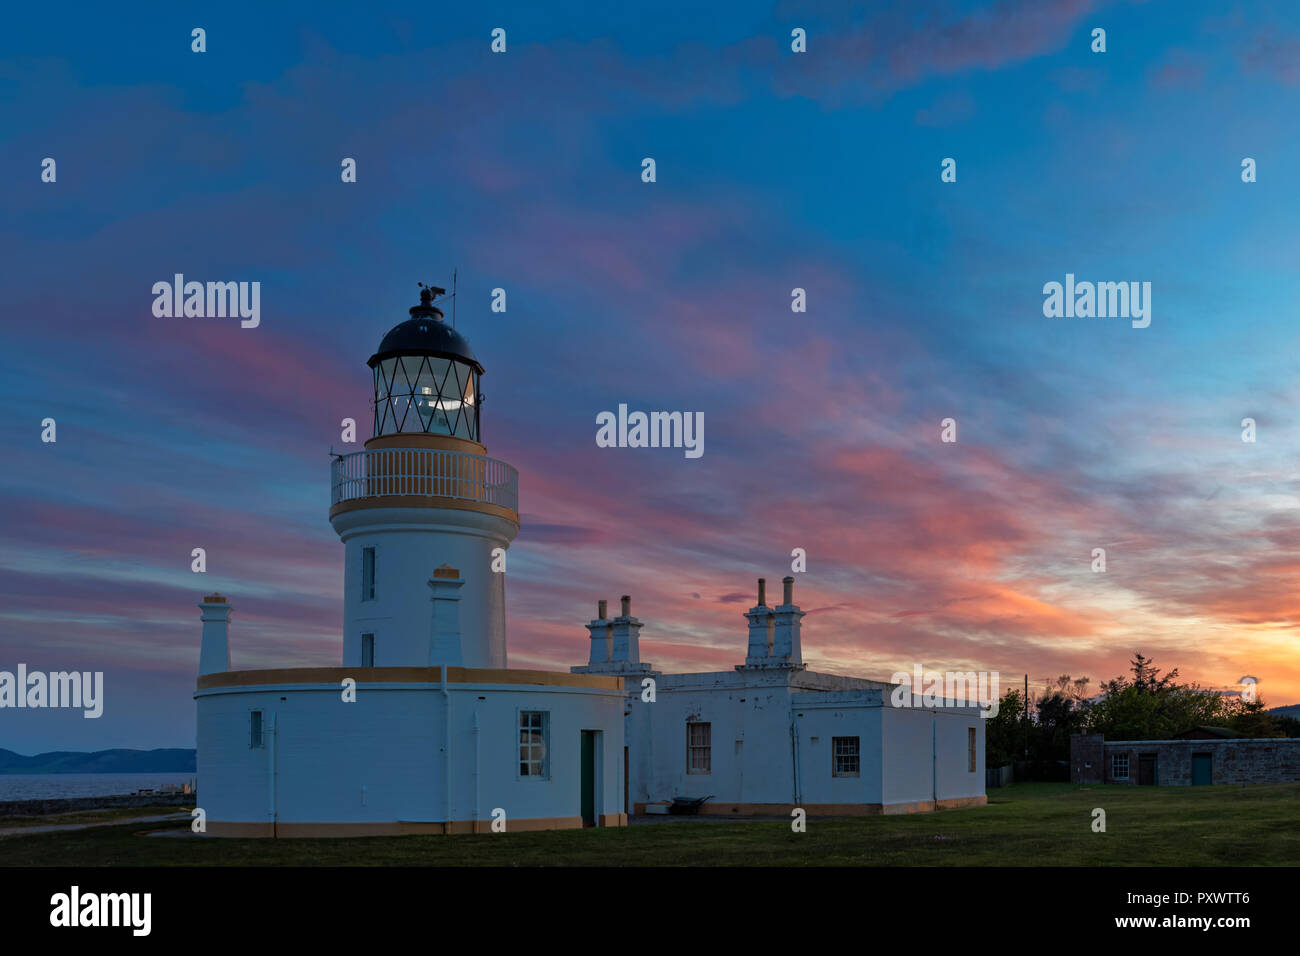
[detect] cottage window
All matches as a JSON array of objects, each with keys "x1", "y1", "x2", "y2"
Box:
[
  {"x1": 687, "y1": 722, "x2": 711, "y2": 773},
  {"x1": 833, "y1": 736, "x2": 860, "y2": 777},
  {"x1": 1111, "y1": 752, "x2": 1130, "y2": 779}
]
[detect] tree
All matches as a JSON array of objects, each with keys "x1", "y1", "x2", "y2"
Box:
[
  {"x1": 1083, "y1": 652, "x2": 1280, "y2": 740},
  {"x1": 1035, "y1": 691, "x2": 1086, "y2": 763},
  {"x1": 1045, "y1": 674, "x2": 1092, "y2": 702},
  {"x1": 1272, "y1": 713, "x2": 1300, "y2": 738},
  {"x1": 984, "y1": 688, "x2": 1025, "y2": 768},
  {"x1": 1129, "y1": 652, "x2": 1179, "y2": 693},
  {"x1": 1226, "y1": 699, "x2": 1284, "y2": 738}
]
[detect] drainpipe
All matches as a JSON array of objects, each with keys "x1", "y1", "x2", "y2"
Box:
[
  {"x1": 790, "y1": 710, "x2": 802, "y2": 805},
  {"x1": 931, "y1": 715, "x2": 937, "y2": 809},
  {"x1": 268, "y1": 711, "x2": 278, "y2": 838},
  {"x1": 440, "y1": 668, "x2": 452, "y2": 834},
  {"x1": 472, "y1": 710, "x2": 481, "y2": 834},
  {"x1": 737, "y1": 703, "x2": 745, "y2": 812},
  {"x1": 644, "y1": 687, "x2": 655, "y2": 808}
]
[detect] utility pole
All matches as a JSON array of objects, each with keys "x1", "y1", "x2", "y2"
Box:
[{"x1": 1023, "y1": 673, "x2": 1029, "y2": 760}]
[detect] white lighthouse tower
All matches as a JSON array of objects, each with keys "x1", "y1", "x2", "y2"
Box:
[{"x1": 329, "y1": 284, "x2": 519, "y2": 668}]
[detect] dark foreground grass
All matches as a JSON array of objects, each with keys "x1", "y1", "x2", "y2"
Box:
[{"x1": 1, "y1": 783, "x2": 1296, "y2": 866}]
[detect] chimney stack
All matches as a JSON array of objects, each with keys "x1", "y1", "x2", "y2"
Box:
[
  {"x1": 427, "y1": 565, "x2": 464, "y2": 665},
  {"x1": 586, "y1": 599, "x2": 613, "y2": 666},
  {"x1": 772, "y1": 575, "x2": 804, "y2": 665},
  {"x1": 610, "y1": 595, "x2": 642, "y2": 664},
  {"x1": 744, "y1": 578, "x2": 775, "y2": 666},
  {"x1": 198, "y1": 593, "x2": 232, "y2": 676}
]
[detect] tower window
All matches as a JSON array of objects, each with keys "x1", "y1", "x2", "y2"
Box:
[
  {"x1": 833, "y1": 736, "x2": 860, "y2": 777},
  {"x1": 519, "y1": 711, "x2": 549, "y2": 778},
  {"x1": 687, "y1": 722, "x2": 711, "y2": 774},
  {"x1": 361, "y1": 633, "x2": 375, "y2": 667},
  {"x1": 361, "y1": 547, "x2": 376, "y2": 602},
  {"x1": 250, "y1": 711, "x2": 264, "y2": 749},
  {"x1": 968, "y1": 728, "x2": 977, "y2": 772}
]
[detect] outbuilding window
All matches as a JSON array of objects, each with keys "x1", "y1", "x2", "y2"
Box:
[
  {"x1": 1112, "y1": 752, "x2": 1130, "y2": 780},
  {"x1": 250, "y1": 710, "x2": 264, "y2": 749},
  {"x1": 833, "y1": 737, "x2": 860, "y2": 777},
  {"x1": 361, "y1": 633, "x2": 375, "y2": 667},
  {"x1": 687, "y1": 722, "x2": 711, "y2": 774},
  {"x1": 968, "y1": 727, "x2": 977, "y2": 772}
]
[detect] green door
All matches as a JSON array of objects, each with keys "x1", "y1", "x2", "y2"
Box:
[
  {"x1": 580, "y1": 731, "x2": 596, "y2": 827},
  {"x1": 1192, "y1": 753, "x2": 1212, "y2": 785}
]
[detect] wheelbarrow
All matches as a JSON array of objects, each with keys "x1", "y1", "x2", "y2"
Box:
[{"x1": 668, "y1": 795, "x2": 713, "y2": 815}]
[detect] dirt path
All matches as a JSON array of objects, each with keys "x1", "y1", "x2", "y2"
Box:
[{"x1": 0, "y1": 812, "x2": 191, "y2": 838}]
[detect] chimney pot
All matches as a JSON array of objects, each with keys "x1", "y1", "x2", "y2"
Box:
[
  {"x1": 757, "y1": 578, "x2": 766, "y2": 607},
  {"x1": 598, "y1": 599, "x2": 607, "y2": 620},
  {"x1": 621, "y1": 595, "x2": 631, "y2": 617},
  {"x1": 783, "y1": 576, "x2": 794, "y2": 605}
]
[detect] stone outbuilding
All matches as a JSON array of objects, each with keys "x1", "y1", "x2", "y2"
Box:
[{"x1": 1070, "y1": 732, "x2": 1300, "y2": 786}]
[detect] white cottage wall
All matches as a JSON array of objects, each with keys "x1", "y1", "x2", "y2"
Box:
[{"x1": 196, "y1": 679, "x2": 624, "y2": 834}]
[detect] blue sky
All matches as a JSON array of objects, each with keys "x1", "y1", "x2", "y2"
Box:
[{"x1": 3, "y1": 0, "x2": 1300, "y2": 752}]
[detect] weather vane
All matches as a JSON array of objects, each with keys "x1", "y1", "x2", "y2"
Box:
[
  {"x1": 415, "y1": 276, "x2": 458, "y2": 326},
  {"x1": 417, "y1": 281, "x2": 447, "y2": 305}
]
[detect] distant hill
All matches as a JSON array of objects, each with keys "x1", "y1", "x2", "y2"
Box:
[
  {"x1": 0, "y1": 748, "x2": 196, "y2": 774},
  {"x1": 1269, "y1": 704, "x2": 1300, "y2": 719}
]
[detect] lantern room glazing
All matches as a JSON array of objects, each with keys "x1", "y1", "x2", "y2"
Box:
[{"x1": 367, "y1": 286, "x2": 484, "y2": 441}]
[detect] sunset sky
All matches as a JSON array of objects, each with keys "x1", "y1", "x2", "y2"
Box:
[{"x1": 4, "y1": 0, "x2": 1300, "y2": 752}]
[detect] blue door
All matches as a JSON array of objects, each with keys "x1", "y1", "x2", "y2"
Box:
[{"x1": 1192, "y1": 753, "x2": 1212, "y2": 785}]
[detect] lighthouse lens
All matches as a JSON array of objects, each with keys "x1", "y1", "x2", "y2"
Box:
[{"x1": 373, "y1": 355, "x2": 479, "y2": 439}]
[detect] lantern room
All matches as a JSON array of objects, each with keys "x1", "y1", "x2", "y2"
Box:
[{"x1": 367, "y1": 284, "x2": 483, "y2": 440}]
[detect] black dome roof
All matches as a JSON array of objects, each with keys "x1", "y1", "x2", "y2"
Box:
[{"x1": 367, "y1": 305, "x2": 483, "y2": 374}]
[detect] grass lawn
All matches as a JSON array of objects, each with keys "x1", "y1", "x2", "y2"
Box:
[{"x1": 1, "y1": 782, "x2": 1296, "y2": 866}]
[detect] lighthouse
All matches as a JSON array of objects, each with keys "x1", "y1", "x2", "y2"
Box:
[
  {"x1": 194, "y1": 281, "x2": 983, "y2": 838},
  {"x1": 328, "y1": 285, "x2": 519, "y2": 668}
]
